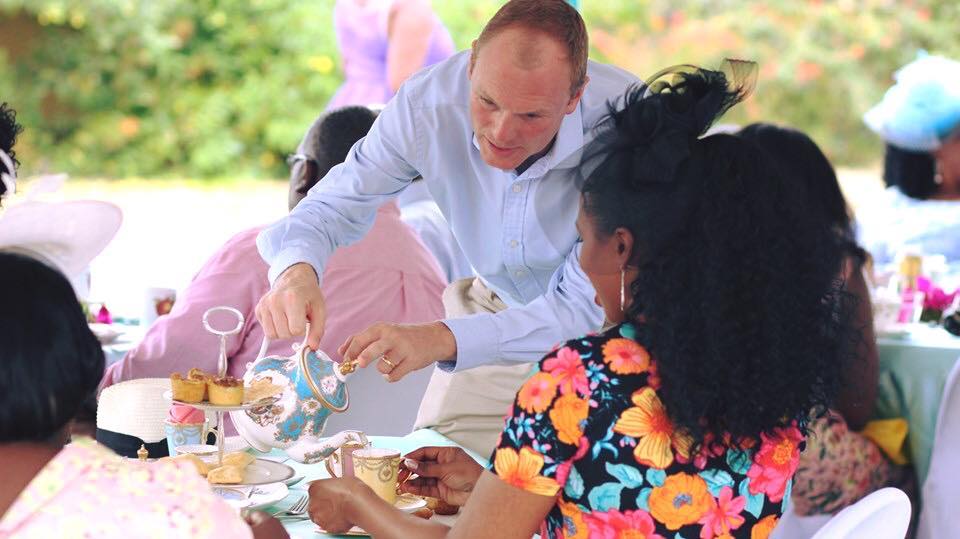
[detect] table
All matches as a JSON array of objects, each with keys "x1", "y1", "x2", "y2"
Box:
[
  {"x1": 255, "y1": 429, "x2": 487, "y2": 538},
  {"x1": 875, "y1": 325, "x2": 960, "y2": 484}
]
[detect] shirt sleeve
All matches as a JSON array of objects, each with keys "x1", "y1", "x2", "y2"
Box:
[
  {"x1": 256, "y1": 85, "x2": 423, "y2": 285},
  {"x1": 489, "y1": 340, "x2": 594, "y2": 496},
  {"x1": 442, "y1": 242, "x2": 603, "y2": 371},
  {"x1": 99, "y1": 235, "x2": 286, "y2": 390}
]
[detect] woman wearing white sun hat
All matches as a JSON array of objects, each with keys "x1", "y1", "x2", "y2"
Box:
[{"x1": 0, "y1": 103, "x2": 290, "y2": 539}]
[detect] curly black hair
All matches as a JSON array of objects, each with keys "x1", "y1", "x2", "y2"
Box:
[
  {"x1": 0, "y1": 102, "x2": 23, "y2": 201},
  {"x1": 580, "y1": 66, "x2": 849, "y2": 446},
  {"x1": 739, "y1": 123, "x2": 867, "y2": 265},
  {"x1": 883, "y1": 143, "x2": 938, "y2": 199},
  {"x1": 0, "y1": 102, "x2": 23, "y2": 173}
]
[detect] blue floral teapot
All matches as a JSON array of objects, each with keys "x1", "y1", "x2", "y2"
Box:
[{"x1": 230, "y1": 335, "x2": 366, "y2": 464}]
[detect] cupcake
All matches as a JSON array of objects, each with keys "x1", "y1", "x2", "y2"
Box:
[
  {"x1": 208, "y1": 375, "x2": 244, "y2": 406},
  {"x1": 170, "y1": 372, "x2": 206, "y2": 403}
]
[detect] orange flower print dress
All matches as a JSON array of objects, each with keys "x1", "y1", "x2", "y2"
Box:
[{"x1": 490, "y1": 323, "x2": 804, "y2": 539}]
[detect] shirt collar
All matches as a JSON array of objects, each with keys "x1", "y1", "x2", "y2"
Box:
[{"x1": 469, "y1": 102, "x2": 585, "y2": 177}]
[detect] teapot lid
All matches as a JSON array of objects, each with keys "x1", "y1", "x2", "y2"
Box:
[{"x1": 299, "y1": 346, "x2": 349, "y2": 413}]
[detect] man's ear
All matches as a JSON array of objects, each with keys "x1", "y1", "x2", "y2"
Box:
[
  {"x1": 292, "y1": 161, "x2": 318, "y2": 194},
  {"x1": 565, "y1": 75, "x2": 590, "y2": 114}
]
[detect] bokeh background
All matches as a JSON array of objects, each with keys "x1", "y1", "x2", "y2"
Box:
[{"x1": 1, "y1": 0, "x2": 958, "y2": 317}]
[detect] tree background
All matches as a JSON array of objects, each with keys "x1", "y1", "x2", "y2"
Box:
[{"x1": 1, "y1": 0, "x2": 957, "y2": 179}]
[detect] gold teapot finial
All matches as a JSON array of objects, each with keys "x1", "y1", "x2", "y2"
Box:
[
  {"x1": 137, "y1": 444, "x2": 149, "y2": 462},
  {"x1": 338, "y1": 359, "x2": 357, "y2": 375}
]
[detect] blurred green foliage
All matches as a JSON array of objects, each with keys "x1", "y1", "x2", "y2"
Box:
[{"x1": 1, "y1": 0, "x2": 958, "y2": 178}]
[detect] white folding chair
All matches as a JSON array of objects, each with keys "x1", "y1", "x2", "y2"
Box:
[
  {"x1": 770, "y1": 502, "x2": 832, "y2": 539},
  {"x1": 917, "y1": 356, "x2": 960, "y2": 539},
  {"x1": 809, "y1": 487, "x2": 911, "y2": 539}
]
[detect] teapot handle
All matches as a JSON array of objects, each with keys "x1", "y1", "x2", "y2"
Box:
[{"x1": 249, "y1": 322, "x2": 312, "y2": 369}]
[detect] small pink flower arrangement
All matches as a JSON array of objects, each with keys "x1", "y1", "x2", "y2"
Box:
[{"x1": 917, "y1": 277, "x2": 959, "y2": 323}]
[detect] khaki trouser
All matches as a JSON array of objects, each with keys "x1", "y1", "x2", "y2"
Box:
[{"x1": 413, "y1": 278, "x2": 535, "y2": 457}]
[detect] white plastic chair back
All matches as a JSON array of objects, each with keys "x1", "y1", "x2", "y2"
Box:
[
  {"x1": 917, "y1": 356, "x2": 960, "y2": 539},
  {"x1": 811, "y1": 487, "x2": 911, "y2": 539},
  {"x1": 770, "y1": 503, "x2": 832, "y2": 539}
]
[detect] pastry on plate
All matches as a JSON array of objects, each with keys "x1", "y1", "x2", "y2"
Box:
[
  {"x1": 208, "y1": 375, "x2": 244, "y2": 406},
  {"x1": 207, "y1": 464, "x2": 245, "y2": 484},
  {"x1": 170, "y1": 372, "x2": 206, "y2": 403},
  {"x1": 424, "y1": 496, "x2": 459, "y2": 515},
  {"x1": 221, "y1": 451, "x2": 255, "y2": 468},
  {"x1": 159, "y1": 453, "x2": 209, "y2": 477}
]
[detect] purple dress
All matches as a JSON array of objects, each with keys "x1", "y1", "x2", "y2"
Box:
[{"x1": 328, "y1": 0, "x2": 455, "y2": 110}]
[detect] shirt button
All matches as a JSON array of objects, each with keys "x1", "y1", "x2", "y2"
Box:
[
  {"x1": 509, "y1": 240, "x2": 519, "y2": 248},
  {"x1": 515, "y1": 270, "x2": 525, "y2": 278},
  {"x1": 512, "y1": 184, "x2": 522, "y2": 193}
]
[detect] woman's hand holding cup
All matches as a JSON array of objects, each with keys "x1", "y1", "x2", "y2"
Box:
[{"x1": 399, "y1": 446, "x2": 483, "y2": 508}]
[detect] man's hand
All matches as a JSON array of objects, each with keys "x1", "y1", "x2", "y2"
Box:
[
  {"x1": 338, "y1": 322, "x2": 456, "y2": 382},
  {"x1": 256, "y1": 263, "x2": 327, "y2": 349},
  {"x1": 399, "y1": 446, "x2": 483, "y2": 507}
]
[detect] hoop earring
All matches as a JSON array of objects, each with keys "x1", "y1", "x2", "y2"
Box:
[{"x1": 620, "y1": 267, "x2": 625, "y2": 313}]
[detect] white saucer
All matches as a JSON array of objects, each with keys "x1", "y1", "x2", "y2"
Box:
[
  {"x1": 395, "y1": 493, "x2": 428, "y2": 513},
  {"x1": 174, "y1": 444, "x2": 219, "y2": 457},
  {"x1": 89, "y1": 323, "x2": 123, "y2": 344},
  {"x1": 315, "y1": 494, "x2": 427, "y2": 535},
  {"x1": 203, "y1": 457, "x2": 295, "y2": 487},
  {"x1": 213, "y1": 482, "x2": 288, "y2": 511}
]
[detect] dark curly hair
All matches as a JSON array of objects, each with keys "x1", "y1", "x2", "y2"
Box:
[
  {"x1": 580, "y1": 65, "x2": 849, "y2": 446},
  {"x1": 0, "y1": 102, "x2": 23, "y2": 200},
  {"x1": 739, "y1": 123, "x2": 867, "y2": 266},
  {"x1": 883, "y1": 143, "x2": 938, "y2": 199}
]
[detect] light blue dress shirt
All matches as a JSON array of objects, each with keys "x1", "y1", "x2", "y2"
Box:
[
  {"x1": 398, "y1": 181, "x2": 475, "y2": 284},
  {"x1": 258, "y1": 51, "x2": 638, "y2": 371}
]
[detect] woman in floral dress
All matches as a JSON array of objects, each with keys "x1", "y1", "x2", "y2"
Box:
[{"x1": 306, "y1": 64, "x2": 850, "y2": 539}]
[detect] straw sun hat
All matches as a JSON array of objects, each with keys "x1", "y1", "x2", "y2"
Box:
[{"x1": 96, "y1": 378, "x2": 173, "y2": 458}]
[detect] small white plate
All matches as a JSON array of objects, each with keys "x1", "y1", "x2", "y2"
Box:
[
  {"x1": 174, "y1": 444, "x2": 219, "y2": 457},
  {"x1": 89, "y1": 323, "x2": 123, "y2": 344},
  {"x1": 212, "y1": 483, "x2": 289, "y2": 511},
  {"x1": 204, "y1": 457, "x2": 296, "y2": 487},
  {"x1": 395, "y1": 493, "x2": 427, "y2": 513},
  {"x1": 315, "y1": 494, "x2": 428, "y2": 535}
]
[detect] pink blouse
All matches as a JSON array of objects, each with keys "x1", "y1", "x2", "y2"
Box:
[{"x1": 0, "y1": 438, "x2": 251, "y2": 538}]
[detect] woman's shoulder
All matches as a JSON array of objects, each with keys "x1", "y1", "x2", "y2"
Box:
[
  {"x1": 3, "y1": 440, "x2": 251, "y2": 538},
  {"x1": 540, "y1": 323, "x2": 654, "y2": 378}
]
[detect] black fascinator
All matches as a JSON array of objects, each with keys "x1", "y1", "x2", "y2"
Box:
[{"x1": 580, "y1": 59, "x2": 757, "y2": 190}]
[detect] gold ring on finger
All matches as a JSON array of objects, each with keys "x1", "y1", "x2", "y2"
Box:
[{"x1": 379, "y1": 356, "x2": 396, "y2": 369}]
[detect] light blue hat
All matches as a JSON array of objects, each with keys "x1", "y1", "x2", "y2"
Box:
[{"x1": 863, "y1": 52, "x2": 960, "y2": 152}]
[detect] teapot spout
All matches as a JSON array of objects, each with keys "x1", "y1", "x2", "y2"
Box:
[{"x1": 286, "y1": 430, "x2": 368, "y2": 464}]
